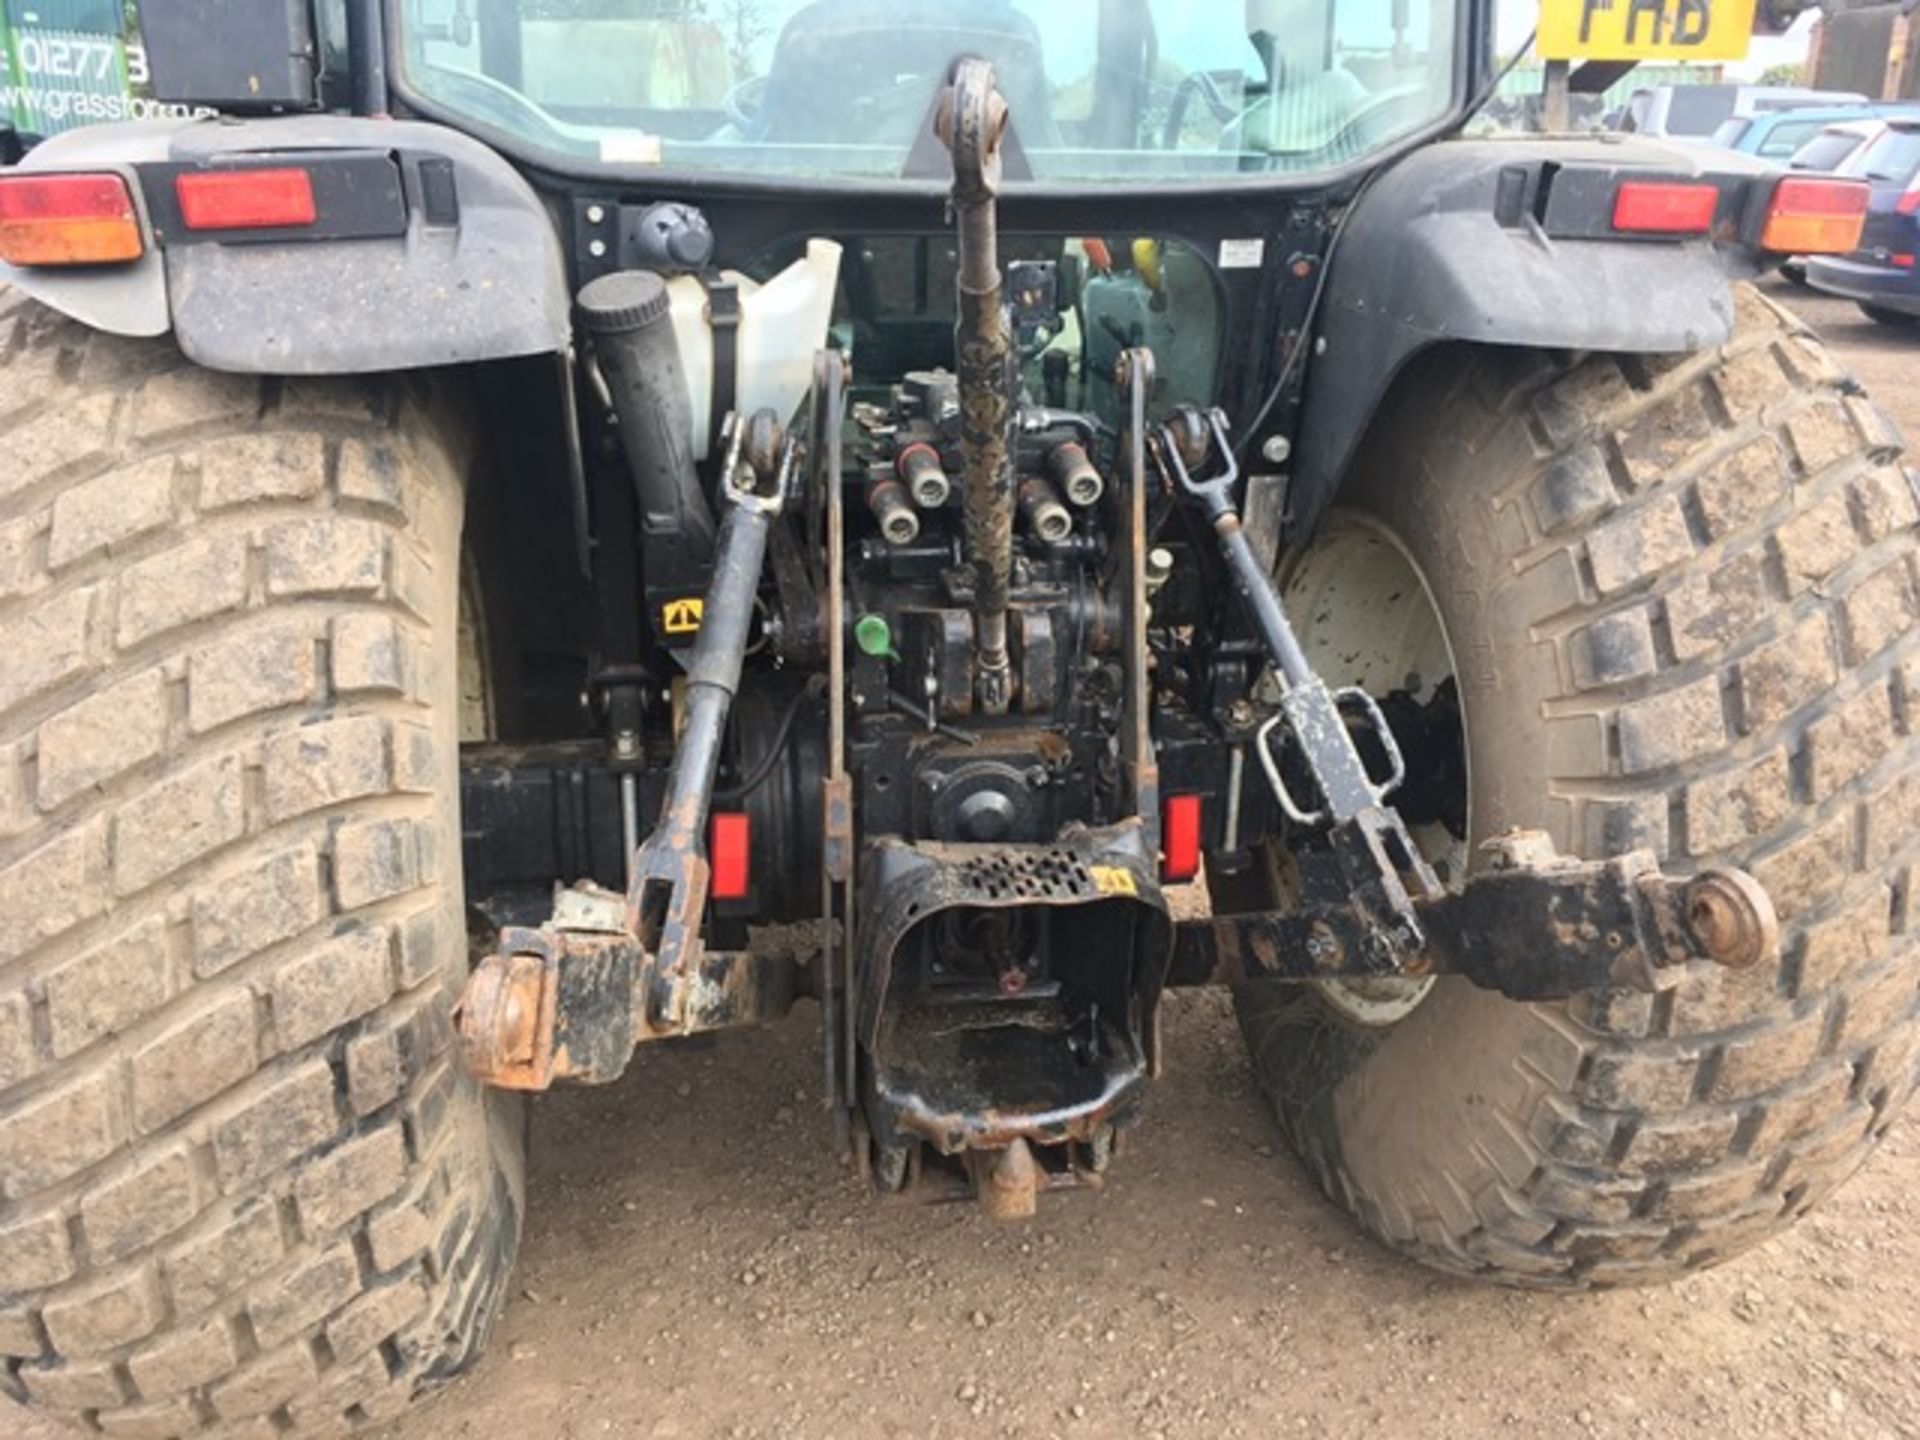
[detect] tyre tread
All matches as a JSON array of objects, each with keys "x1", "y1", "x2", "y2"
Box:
[
  {"x1": 1238, "y1": 283, "x2": 1920, "y2": 1287},
  {"x1": 0, "y1": 301, "x2": 515, "y2": 1434}
]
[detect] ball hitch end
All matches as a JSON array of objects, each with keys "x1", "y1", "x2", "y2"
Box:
[
  {"x1": 1683, "y1": 869, "x2": 1779, "y2": 972},
  {"x1": 456, "y1": 949, "x2": 561, "y2": 1092}
]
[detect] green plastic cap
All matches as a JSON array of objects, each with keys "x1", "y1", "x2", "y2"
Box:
[{"x1": 855, "y1": 613, "x2": 894, "y2": 660}]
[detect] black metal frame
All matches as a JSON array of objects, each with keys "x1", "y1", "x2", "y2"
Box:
[
  {"x1": 347, "y1": 0, "x2": 389, "y2": 117},
  {"x1": 352, "y1": 0, "x2": 1495, "y2": 473}
]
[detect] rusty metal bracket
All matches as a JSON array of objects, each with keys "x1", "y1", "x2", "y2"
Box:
[
  {"x1": 1167, "y1": 830, "x2": 1779, "y2": 1002},
  {"x1": 854, "y1": 824, "x2": 1173, "y2": 1155},
  {"x1": 456, "y1": 884, "x2": 799, "y2": 1090},
  {"x1": 456, "y1": 888, "x2": 636, "y2": 1090},
  {"x1": 1115, "y1": 348, "x2": 1160, "y2": 856}
]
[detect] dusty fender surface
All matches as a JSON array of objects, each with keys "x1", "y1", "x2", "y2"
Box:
[
  {"x1": 0, "y1": 114, "x2": 570, "y2": 373},
  {"x1": 1291, "y1": 134, "x2": 1775, "y2": 539}
]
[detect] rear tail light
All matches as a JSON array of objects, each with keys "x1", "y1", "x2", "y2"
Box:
[
  {"x1": 174, "y1": 167, "x2": 317, "y2": 231},
  {"x1": 1161, "y1": 794, "x2": 1202, "y2": 883},
  {"x1": 1612, "y1": 182, "x2": 1720, "y2": 235},
  {"x1": 1760, "y1": 177, "x2": 1870, "y2": 255},
  {"x1": 709, "y1": 812, "x2": 751, "y2": 902},
  {"x1": 1896, "y1": 191, "x2": 1920, "y2": 218},
  {"x1": 0, "y1": 172, "x2": 143, "y2": 266}
]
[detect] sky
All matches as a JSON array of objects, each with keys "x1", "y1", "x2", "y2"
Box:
[{"x1": 1495, "y1": 1, "x2": 1819, "y2": 77}]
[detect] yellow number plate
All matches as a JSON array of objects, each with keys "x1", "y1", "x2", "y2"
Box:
[{"x1": 1538, "y1": 0, "x2": 1759, "y2": 62}]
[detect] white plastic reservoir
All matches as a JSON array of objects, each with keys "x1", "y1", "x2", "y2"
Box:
[{"x1": 666, "y1": 239, "x2": 843, "y2": 460}]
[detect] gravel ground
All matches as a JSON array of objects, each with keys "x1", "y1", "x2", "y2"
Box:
[
  {"x1": 10, "y1": 281, "x2": 1918, "y2": 1440},
  {"x1": 365, "y1": 988, "x2": 1920, "y2": 1440}
]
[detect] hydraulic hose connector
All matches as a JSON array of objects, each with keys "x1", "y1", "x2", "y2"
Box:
[
  {"x1": 1047, "y1": 441, "x2": 1104, "y2": 506},
  {"x1": 1018, "y1": 475, "x2": 1072, "y2": 544},
  {"x1": 896, "y1": 442, "x2": 952, "y2": 508},
  {"x1": 867, "y1": 475, "x2": 920, "y2": 546}
]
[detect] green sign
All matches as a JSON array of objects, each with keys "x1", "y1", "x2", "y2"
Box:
[{"x1": 1, "y1": 1, "x2": 209, "y2": 139}]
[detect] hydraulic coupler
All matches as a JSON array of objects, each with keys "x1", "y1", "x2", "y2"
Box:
[
  {"x1": 456, "y1": 411, "x2": 799, "y2": 1090},
  {"x1": 1152, "y1": 407, "x2": 1778, "y2": 1002}
]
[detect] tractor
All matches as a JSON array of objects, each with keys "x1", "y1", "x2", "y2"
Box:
[{"x1": 0, "y1": 0, "x2": 1914, "y2": 1433}]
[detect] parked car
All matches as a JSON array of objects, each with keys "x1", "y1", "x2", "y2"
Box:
[
  {"x1": 1616, "y1": 83, "x2": 1869, "y2": 139},
  {"x1": 1778, "y1": 120, "x2": 1894, "y2": 283},
  {"x1": 1786, "y1": 118, "x2": 1890, "y2": 174},
  {"x1": 1807, "y1": 118, "x2": 1920, "y2": 324},
  {"x1": 1712, "y1": 104, "x2": 1920, "y2": 163}
]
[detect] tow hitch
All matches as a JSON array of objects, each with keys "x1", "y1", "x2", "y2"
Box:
[{"x1": 1168, "y1": 831, "x2": 1776, "y2": 1000}]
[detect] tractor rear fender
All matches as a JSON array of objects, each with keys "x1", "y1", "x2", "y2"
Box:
[
  {"x1": 0, "y1": 115, "x2": 569, "y2": 373},
  {"x1": 1292, "y1": 138, "x2": 1774, "y2": 540}
]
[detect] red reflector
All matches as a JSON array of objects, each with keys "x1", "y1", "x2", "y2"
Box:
[
  {"x1": 1894, "y1": 254, "x2": 1917, "y2": 270},
  {"x1": 1760, "y1": 177, "x2": 1870, "y2": 254},
  {"x1": 0, "y1": 172, "x2": 143, "y2": 266},
  {"x1": 1612, "y1": 182, "x2": 1719, "y2": 235},
  {"x1": 175, "y1": 168, "x2": 317, "y2": 231},
  {"x1": 1161, "y1": 795, "x2": 1202, "y2": 883},
  {"x1": 709, "y1": 812, "x2": 751, "y2": 901}
]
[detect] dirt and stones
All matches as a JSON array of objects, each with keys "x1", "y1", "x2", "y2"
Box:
[{"x1": 402, "y1": 989, "x2": 1920, "y2": 1440}]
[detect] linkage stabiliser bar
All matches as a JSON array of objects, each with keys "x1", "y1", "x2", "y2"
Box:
[
  {"x1": 456, "y1": 410, "x2": 795, "y2": 1090},
  {"x1": 1153, "y1": 407, "x2": 1779, "y2": 1001}
]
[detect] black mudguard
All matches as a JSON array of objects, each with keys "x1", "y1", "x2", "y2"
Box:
[
  {"x1": 1291, "y1": 136, "x2": 1771, "y2": 540},
  {"x1": 0, "y1": 115, "x2": 568, "y2": 374}
]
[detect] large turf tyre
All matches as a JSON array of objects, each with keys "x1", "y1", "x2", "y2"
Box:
[
  {"x1": 0, "y1": 292, "x2": 522, "y2": 1434},
  {"x1": 1235, "y1": 283, "x2": 1920, "y2": 1286}
]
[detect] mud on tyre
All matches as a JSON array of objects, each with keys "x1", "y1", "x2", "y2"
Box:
[
  {"x1": 1235, "y1": 283, "x2": 1920, "y2": 1285},
  {"x1": 0, "y1": 292, "x2": 522, "y2": 1433}
]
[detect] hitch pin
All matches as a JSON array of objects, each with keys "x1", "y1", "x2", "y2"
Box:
[{"x1": 620, "y1": 774, "x2": 640, "y2": 890}]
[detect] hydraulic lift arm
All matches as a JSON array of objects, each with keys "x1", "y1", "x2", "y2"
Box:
[{"x1": 1153, "y1": 407, "x2": 1780, "y2": 1003}]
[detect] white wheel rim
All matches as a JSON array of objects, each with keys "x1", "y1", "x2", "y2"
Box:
[{"x1": 1269, "y1": 511, "x2": 1470, "y2": 1028}]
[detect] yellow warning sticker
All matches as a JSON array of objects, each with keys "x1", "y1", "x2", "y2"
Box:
[
  {"x1": 1089, "y1": 865, "x2": 1138, "y2": 897},
  {"x1": 662, "y1": 598, "x2": 704, "y2": 636}
]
